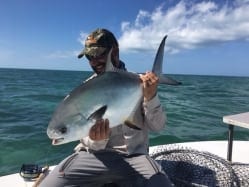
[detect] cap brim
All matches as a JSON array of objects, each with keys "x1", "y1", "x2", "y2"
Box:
[
  {"x1": 77, "y1": 47, "x2": 107, "y2": 59},
  {"x1": 77, "y1": 50, "x2": 86, "y2": 59}
]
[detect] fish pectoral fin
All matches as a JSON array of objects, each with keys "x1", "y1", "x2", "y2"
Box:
[
  {"x1": 124, "y1": 120, "x2": 141, "y2": 130},
  {"x1": 87, "y1": 105, "x2": 107, "y2": 121}
]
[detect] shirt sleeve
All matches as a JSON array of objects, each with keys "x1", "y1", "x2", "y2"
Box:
[{"x1": 143, "y1": 94, "x2": 167, "y2": 132}]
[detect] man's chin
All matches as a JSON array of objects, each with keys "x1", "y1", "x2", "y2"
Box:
[{"x1": 93, "y1": 68, "x2": 104, "y2": 74}]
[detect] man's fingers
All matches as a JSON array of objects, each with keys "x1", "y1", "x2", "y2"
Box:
[
  {"x1": 104, "y1": 119, "x2": 110, "y2": 139},
  {"x1": 89, "y1": 119, "x2": 110, "y2": 140}
]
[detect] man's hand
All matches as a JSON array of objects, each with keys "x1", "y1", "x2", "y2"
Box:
[
  {"x1": 89, "y1": 119, "x2": 110, "y2": 141},
  {"x1": 140, "y1": 72, "x2": 159, "y2": 101}
]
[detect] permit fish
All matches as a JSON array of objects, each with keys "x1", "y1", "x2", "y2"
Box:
[{"x1": 47, "y1": 35, "x2": 180, "y2": 145}]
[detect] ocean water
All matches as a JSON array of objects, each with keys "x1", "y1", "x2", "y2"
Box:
[{"x1": 0, "y1": 68, "x2": 249, "y2": 176}]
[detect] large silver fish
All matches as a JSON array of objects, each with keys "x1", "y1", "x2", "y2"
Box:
[{"x1": 47, "y1": 35, "x2": 180, "y2": 145}]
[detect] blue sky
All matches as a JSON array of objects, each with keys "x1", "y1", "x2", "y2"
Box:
[{"x1": 0, "y1": 0, "x2": 249, "y2": 76}]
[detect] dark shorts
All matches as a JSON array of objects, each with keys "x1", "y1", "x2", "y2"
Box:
[{"x1": 39, "y1": 150, "x2": 172, "y2": 187}]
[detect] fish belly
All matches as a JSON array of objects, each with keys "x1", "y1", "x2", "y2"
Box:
[{"x1": 77, "y1": 71, "x2": 143, "y2": 127}]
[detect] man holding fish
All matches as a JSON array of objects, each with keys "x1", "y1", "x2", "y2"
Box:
[{"x1": 40, "y1": 28, "x2": 173, "y2": 186}]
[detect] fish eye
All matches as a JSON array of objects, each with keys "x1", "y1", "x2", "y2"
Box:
[{"x1": 59, "y1": 126, "x2": 67, "y2": 134}]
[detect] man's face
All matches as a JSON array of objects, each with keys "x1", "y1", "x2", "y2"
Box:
[{"x1": 86, "y1": 50, "x2": 109, "y2": 74}]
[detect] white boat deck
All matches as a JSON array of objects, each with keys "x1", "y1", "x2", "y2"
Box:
[
  {"x1": 153, "y1": 140, "x2": 249, "y2": 163},
  {"x1": 1, "y1": 140, "x2": 249, "y2": 187},
  {"x1": 1, "y1": 112, "x2": 249, "y2": 187}
]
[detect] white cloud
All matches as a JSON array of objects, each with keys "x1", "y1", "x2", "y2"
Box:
[
  {"x1": 118, "y1": 0, "x2": 249, "y2": 54},
  {"x1": 45, "y1": 32, "x2": 88, "y2": 60},
  {"x1": 78, "y1": 31, "x2": 88, "y2": 46}
]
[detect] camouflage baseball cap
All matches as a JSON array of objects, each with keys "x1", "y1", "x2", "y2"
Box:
[{"x1": 78, "y1": 28, "x2": 118, "y2": 59}]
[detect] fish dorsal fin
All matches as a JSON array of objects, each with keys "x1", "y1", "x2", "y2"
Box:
[
  {"x1": 151, "y1": 35, "x2": 182, "y2": 85},
  {"x1": 87, "y1": 105, "x2": 107, "y2": 121},
  {"x1": 104, "y1": 48, "x2": 123, "y2": 73},
  {"x1": 152, "y1": 35, "x2": 167, "y2": 76},
  {"x1": 105, "y1": 48, "x2": 115, "y2": 72}
]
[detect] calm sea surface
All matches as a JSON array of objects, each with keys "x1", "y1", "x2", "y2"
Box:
[{"x1": 1, "y1": 68, "x2": 249, "y2": 175}]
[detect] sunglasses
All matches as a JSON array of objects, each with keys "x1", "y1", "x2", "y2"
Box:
[{"x1": 85, "y1": 50, "x2": 109, "y2": 61}]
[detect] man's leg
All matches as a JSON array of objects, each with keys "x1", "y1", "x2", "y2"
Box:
[
  {"x1": 39, "y1": 152, "x2": 112, "y2": 187},
  {"x1": 122, "y1": 155, "x2": 173, "y2": 187},
  {"x1": 39, "y1": 151, "x2": 140, "y2": 187},
  {"x1": 39, "y1": 151, "x2": 172, "y2": 187}
]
